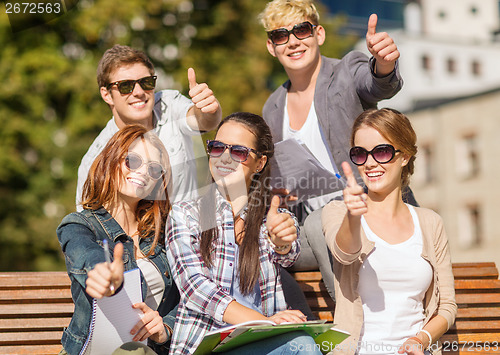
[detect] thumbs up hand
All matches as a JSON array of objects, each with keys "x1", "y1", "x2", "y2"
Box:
[
  {"x1": 266, "y1": 195, "x2": 297, "y2": 254},
  {"x1": 365, "y1": 14, "x2": 400, "y2": 76},
  {"x1": 86, "y1": 242, "x2": 124, "y2": 298},
  {"x1": 342, "y1": 162, "x2": 368, "y2": 216},
  {"x1": 188, "y1": 68, "x2": 220, "y2": 114}
]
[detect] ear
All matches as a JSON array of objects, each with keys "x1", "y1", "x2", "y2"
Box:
[
  {"x1": 401, "y1": 154, "x2": 411, "y2": 167},
  {"x1": 266, "y1": 39, "x2": 277, "y2": 57},
  {"x1": 315, "y1": 25, "x2": 326, "y2": 46},
  {"x1": 100, "y1": 86, "x2": 114, "y2": 106},
  {"x1": 257, "y1": 155, "x2": 268, "y2": 172}
]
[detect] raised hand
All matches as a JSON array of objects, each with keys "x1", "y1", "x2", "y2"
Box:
[
  {"x1": 85, "y1": 242, "x2": 124, "y2": 298},
  {"x1": 266, "y1": 195, "x2": 297, "y2": 252},
  {"x1": 130, "y1": 302, "x2": 168, "y2": 343},
  {"x1": 188, "y1": 68, "x2": 219, "y2": 114},
  {"x1": 366, "y1": 14, "x2": 400, "y2": 75},
  {"x1": 342, "y1": 162, "x2": 368, "y2": 216}
]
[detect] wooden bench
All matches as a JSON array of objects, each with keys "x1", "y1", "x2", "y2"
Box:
[
  {"x1": 292, "y1": 262, "x2": 500, "y2": 354},
  {"x1": 0, "y1": 263, "x2": 498, "y2": 354},
  {"x1": 0, "y1": 271, "x2": 72, "y2": 355}
]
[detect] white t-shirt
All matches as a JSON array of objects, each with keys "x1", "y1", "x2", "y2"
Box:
[
  {"x1": 358, "y1": 205, "x2": 433, "y2": 355},
  {"x1": 283, "y1": 97, "x2": 342, "y2": 212}
]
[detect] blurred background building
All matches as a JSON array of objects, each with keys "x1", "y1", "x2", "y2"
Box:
[{"x1": 346, "y1": 0, "x2": 500, "y2": 267}]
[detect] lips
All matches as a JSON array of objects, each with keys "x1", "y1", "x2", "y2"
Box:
[
  {"x1": 215, "y1": 165, "x2": 236, "y2": 176},
  {"x1": 127, "y1": 177, "x2": 146, "y2": 187},
  {"x1": 366, "y1": 171, "x2": 384, "y2": 180},
  {"x1": 130, "y1": 100, "x2": 147, "y2": 108},
  {"x1": 288, "y1": 50, "x2": 305, "y2": 58}
]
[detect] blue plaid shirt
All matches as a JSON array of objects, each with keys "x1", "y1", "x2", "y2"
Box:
[{"x1": 166, "y1": 189, "x2": 299, "y2": 354}]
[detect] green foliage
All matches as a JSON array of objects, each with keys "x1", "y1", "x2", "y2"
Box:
[{"x1": 0, "y1": 0, "x2": 357, "y2": 271}]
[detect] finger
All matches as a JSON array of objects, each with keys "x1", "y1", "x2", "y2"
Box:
[
  {"x1": 111, "y1": 242, "x2": 124, "y2": 266},
  {"x1": 270, "y1": 215, "x2": 294, "y2": 235},
  {"x1": 366, "y1": 14, "x2": 377, "y2": 38},
  {"x1": 341, "y1": 161, "x2": 357, "y2": 188},
  {"x1": 188, "y1": 67, "x2": 197, "y2": 90}
]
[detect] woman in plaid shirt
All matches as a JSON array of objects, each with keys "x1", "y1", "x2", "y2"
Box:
[{"x1": 166, "y1": 112, "x2": 321, "y2": 354}]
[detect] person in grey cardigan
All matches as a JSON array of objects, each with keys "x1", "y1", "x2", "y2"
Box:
[{"x1": 259, "y1": 0, "x2": 410, "y2": 309}]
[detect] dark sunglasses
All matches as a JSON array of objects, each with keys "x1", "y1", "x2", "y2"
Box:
[
  {"x1": 124, "y1": 152, "x2": 164, "y2": 180},
  {"x1": 107, "y1": 75, "x2": 157, "y2": 95},
  {"x1": 349, "y1": 144, "x2": 401, "y2": 166},
  {"x1": 267, "y1": 21, "x2": 317, "y2": 45},
  {"x1": 206, "y1": 140, "x2": 261, "y2": 163}
]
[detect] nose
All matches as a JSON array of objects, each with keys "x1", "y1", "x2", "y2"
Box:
[
  {"x1": 288, "y1": 32, "x2": 301, "y2": 46},
  {"x1": 364, "y1": 153, "x2": 378, "y2": 167},
  {"x1": 131, "y1": 81, "x2": 146, "y2": 96}
]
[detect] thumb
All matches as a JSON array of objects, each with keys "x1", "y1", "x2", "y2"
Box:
[
  {"x1": 188, "y1": 67, "x2": 197, "y2": 90},
  {"x1": 268, "y1": 195, "x2": 281, "y2": 218},
  {"x1": 111, "y1": 242, "x2": 124, "y2": 268},
  {"x1": 342, "y1": 161, "x2": 358, "y2": 188},
  {"x1": 366, "y1": 13, "x2": 377, "y2": 37}
]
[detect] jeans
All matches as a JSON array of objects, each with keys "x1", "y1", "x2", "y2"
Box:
[{"x1": 222, "y1": 330, "x2": 322, "y2": 354}]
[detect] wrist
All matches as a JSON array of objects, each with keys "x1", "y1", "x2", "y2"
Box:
[
  {"x1": 267, "y1": 232, "x2": 291, "y2": 254},
  {"x1": 417, "y1": 329, "x2": 432, "y2": 349}
]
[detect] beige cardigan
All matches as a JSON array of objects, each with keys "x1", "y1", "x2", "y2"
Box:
[{"x1": 322, "y1": 201, "x2": 457, "y2": 355}]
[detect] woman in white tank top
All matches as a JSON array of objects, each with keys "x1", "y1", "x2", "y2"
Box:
[{"x1": 322, "y1": 108, "x2": 457, "y2": 355}]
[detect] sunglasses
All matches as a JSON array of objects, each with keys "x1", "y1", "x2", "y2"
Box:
[
  {"x1": 267, "y1": 21, "x2": 317, "y2": 46},
  {"x1": 349, "y1": 144, "x2": 401, "y2": 166},
  {"x1": 206, "y1": 140, "x2": 261, "y2": 163},
  {"x1": 124, "y1": 152, "x2": 164, "y2": 180},
  {"x1": 107, "y1": 75, "x2": 157, "y2": 95}
]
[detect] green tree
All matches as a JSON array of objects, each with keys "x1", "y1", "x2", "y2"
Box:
[{"x1": 0, "y1": 0, "x2": 356, "y2": 271}]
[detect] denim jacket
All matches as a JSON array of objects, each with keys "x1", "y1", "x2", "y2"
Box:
[{"x1": 57, "y1": 207, "x2": 180, "y2": 355}]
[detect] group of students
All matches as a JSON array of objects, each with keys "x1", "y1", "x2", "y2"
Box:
[{"x1": 56, "y1": 0, "x2": 457, "y2": 354}]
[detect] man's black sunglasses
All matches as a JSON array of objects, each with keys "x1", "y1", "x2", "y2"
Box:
[
  {"x1": 267, "y1": 21, "x2": 317, "y2": 45},
  {"x1": 349, "y1": 144, "x2": 401, "y2": 166},
  {"x1": 107, "y1": 75, "x2": 157, "y2": 95}
]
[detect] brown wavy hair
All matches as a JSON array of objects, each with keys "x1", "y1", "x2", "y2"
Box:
[
  {"x1": 350, "y1": 108, "x2": 417, "y2": 187},
  {"x1": 81, "y1": 125, "x2": 171, "y2": 255},
  {"x1": 200, "y1": 112, "x2": 274, "y2": 294}
]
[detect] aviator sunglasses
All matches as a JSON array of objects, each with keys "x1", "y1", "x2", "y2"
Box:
[
  {"x1": 206, "y1": 140, "x2": 261, "y2": 163},
  {"x1": 267, "y1": 21, "x2": 317, "y2": 45},
  {"x1": 107, "y1": 75, "x2": 157, "y2": 95},
  {"x1": 124, "y1": 152, "x2": 164, "y2": 180},
  {"x1": 349, "y1": 144, "x2": 401, "y2": 166}
]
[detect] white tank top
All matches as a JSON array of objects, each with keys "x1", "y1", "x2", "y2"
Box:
[
  {"x1": 358, "y1": 205, "x2": 433, "y2": 355},
  {"x1": 136, "y1": 257, "x2": 165, "y2": 311}
]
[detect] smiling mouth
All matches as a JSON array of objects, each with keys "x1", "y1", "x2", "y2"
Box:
[
  {"x1": 130, "y1": 100, "x2": 147, "y2": 108},
  {"x1": 366, "y1": 171, "x2": 384, "y2": 180},
  {"x1": 127, "y1": 177, "x2": 146, "y2": 187},
  {"x1": 215, "y1": 166, "x2": 235, "y2": 175},
  {"x1": 289, "y1": 50, "x2": 305, "y2": 57}
]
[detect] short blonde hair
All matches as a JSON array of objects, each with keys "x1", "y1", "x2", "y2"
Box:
[{"x1": 259, "y1": 0, "x2": 320, "y2": 31}]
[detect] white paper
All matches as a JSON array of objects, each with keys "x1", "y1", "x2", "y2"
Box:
[
  {"x1": 269, "y1": 138, "x2": 344, "y2": 204},
  {"x1": 85, "y1": 268, "x2": 146, "y2": 355}
]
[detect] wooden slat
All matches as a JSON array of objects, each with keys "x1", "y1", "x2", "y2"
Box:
[
  {"x1": 441, "y1": 332, "x2": 500, "y2": 343},
  {"x1": 457, "y1": 307, "x2": 500, "y2": 319},
  {"x1": 452, "y1": 267, "x2": 499, "y2": 280},
  {"x1": 0, "y1": 330, "x2": 63, "y2": 344},
  {"x1": 455, "y1": 293, "x2": 500, "y2": 305},
  {"x1": 0, "y1": 344, "x2": 63, "y2": 355},
  {"x1": 452, "y1": 262, "x2": 497, "y2": 269},
  {"x1": 0, "y1": 303, "x2": 74, "y2": 317},
  {"x1": 449, "y1": 320, "x2": 500, "y2": 332},
  {"x1": 0, "y1": 318, "x2": 71, "y2": 331},
  {"x1": 0, "y1": 272, "x2": 70, "y2": 289},
  {"x1": 455, "y1": 279, "x2": 500, "y2": 291},
  {"x1": 0, "y1": 288, "x2": 72, "y2": 303}
]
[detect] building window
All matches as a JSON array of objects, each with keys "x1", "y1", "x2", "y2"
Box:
[
  {"x1": 457, "y1": 204, "x2": 482, "y2": 248},
  {"x1": 447, "y1": 58, "x2": 457, "y2": 73},
  {"x1": 455, "y1": 134, "x2": 479, "y2": 179},
  {"x1": 472, "y1": 60, "x2": 481, "y2": 76},
  {"x1": 421, "y1": 55, "x2": 431, "y2": 71},
  {"x1": 414, "y1": 144, "x2": 434, "y2": 185}
]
